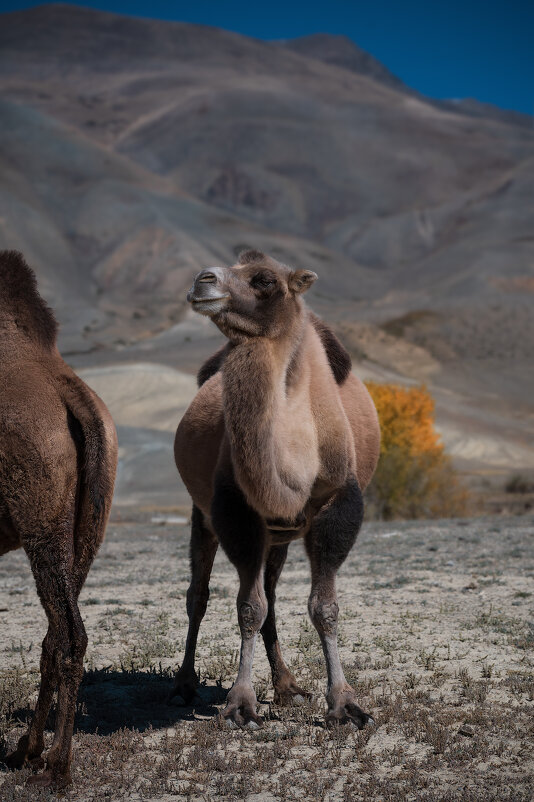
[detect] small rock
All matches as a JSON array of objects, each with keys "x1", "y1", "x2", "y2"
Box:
[
  {"x1": 458, "y1": 725, "x2": 474, "y2": 737},
  {"x1": 463, "y1": 581, "x2": 478, "y2": 590}
]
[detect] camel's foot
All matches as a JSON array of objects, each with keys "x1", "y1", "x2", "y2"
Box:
[
  {"x1": 4, "y1": 734, "x2": 43, "y2": 771},
  {"x1": 26, "y1": 767, "x2": 71, "y2": 789},
  {"x1": 325, "y1": 684, "x2": 373, "y2": 730},
  {"x1": 221, "y1": 683, "x2": 263, "y2": 729},
  {"x1": 28, "y1": 755, "x2": 46, "y2": 771},
  {"x1": 273, "y1": 674, "x2": 311, "y2": 707},
  {"x1": 168, "y1": 665, "x2": 199, "y2": 705},
  {"x1": 4, "y1": 739, "x2": 71, "y2": 789},
  {"x1": 4, "y1": 748, "x2": 26, "y2": 771}
]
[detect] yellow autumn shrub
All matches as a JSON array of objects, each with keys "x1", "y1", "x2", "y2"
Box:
[{"x1": 365, "y1": 382, "x2": 468, "y2": 520}]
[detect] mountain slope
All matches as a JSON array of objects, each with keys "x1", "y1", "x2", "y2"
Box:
[
  {"x1": 0, "y1": 3, "x2": 533, "y2": 485},
  {"x1": 278, "y1": 33, "x2": 407, "y2": 90}
]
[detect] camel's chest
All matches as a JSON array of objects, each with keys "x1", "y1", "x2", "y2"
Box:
[{"x1": 272, "y1": 388, "x2": 320, "y2": 483}]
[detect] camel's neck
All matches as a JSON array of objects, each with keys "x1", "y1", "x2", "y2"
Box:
[{"x1": 222, "y1": 314, "x2": 317, "y2": 520}]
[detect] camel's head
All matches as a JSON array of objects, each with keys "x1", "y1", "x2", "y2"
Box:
[{"x1": 187, "y1": 250, "x2": 317, "y2": 341}]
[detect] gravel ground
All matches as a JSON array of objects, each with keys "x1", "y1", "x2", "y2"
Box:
[{"x1": 1, "y1": 513, "x2": 533, "y2": 800}]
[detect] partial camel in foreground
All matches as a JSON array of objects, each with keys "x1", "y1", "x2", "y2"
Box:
[{"x1": 0, "y1": 251, "x2": 117, "y2": 788}]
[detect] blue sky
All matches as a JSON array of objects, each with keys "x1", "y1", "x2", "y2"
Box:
[{"x1": 2, "y1": 0, "x2": 533, "y2": 114}]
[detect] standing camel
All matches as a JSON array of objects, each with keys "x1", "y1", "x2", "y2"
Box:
[
  {"x1": 0, "y1": 251, "x2": 118, "y2": 787},
  {"x1": 172, "y1": 250, "x2": 380, "y2": 729}
]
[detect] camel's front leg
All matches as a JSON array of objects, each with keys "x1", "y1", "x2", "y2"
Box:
[
  {"x1": 306, "y1": 478, "x2": 373, "y2": 729},
  {"x1": 211, "y1": 470, "x2": 267, "y2": 728}
]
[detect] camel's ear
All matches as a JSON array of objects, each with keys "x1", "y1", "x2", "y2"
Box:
[{"x1": 288, "y1": 269, "x2": 318, "y2": 294}]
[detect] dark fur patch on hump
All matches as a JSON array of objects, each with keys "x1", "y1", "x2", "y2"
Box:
[
  {"x1": 238, "y1": 249, "x2": 266, "y2": 265},
  {"x1": 309, "y1": 311, "x2": 352, "y2": 385},
  {"x1": 0, "y1": 250, "x2": 58, "y2": 349}
]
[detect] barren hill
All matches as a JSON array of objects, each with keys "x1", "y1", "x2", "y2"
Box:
[{"x1": 0, "y1": 3, "x2": 533, "y2": 502}]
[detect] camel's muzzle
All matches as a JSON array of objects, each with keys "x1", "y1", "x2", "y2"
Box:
[{"x1": 188, "y1": 267, "x2": 230, "y2": 316}]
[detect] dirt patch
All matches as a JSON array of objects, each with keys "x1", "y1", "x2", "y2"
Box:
[{"x1": 1, "y1": 514, "x2": 533, "y2": 800}]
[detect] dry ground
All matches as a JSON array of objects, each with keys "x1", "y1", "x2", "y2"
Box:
[{"x1": 1, "y1": 514, "x2": 533, "y2": 801}]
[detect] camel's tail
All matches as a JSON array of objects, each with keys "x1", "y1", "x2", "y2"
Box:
[{"x1": 58, "y1": 368, "x2": 118, "y2": 589}]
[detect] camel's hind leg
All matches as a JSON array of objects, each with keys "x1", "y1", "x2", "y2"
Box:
[
  {"x1": 170, "y1": 506, "x2": 218, "y2": 704},
  {"x1": 261, "y1": 544, "x2": 310, "y2": 705},
  {"x1": 305, "y1": 478, "x2": 372, "y2": 729},
  {"x1": 211, "y1": 472, "x2": 268, "y2": 728},
  {"x1": 5, "y1": 521, "x2": 87, "y2": 789},
  {"x1": 4, "y1": 626, "x2": 57, "y2": 772},
  {"x1": 6, "y1": 478, "x2": 111, "y2": 787}
]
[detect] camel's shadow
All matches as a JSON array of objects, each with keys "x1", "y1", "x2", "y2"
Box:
[
  {"x1": 75, "y1": 666, "x2": 228, "y2": 735},
  {"x1": 1, "y1": 667, "x2": 227, "y2": 764}
]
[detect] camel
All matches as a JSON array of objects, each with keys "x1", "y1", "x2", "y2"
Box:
[
  {"x1": 0, "y1": 251, "x2": 118, "y2": 787},
  {"x1": 172, "y1": 249, "x2": 380, "y2": 729}
]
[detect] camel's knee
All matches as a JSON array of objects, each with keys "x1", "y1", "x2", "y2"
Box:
[
  {"x1": 308, "y1": 594, "x2": 339, "y2": 637},
  {"x1": 238, "y1": 596, "x2": 268, "y2": 638},
  {"x1": 70, "y1": 627, "x2": 88, "y2": 670},
  {"x1": 56, "y1": 624, "x2": 87, "y2": 678}
]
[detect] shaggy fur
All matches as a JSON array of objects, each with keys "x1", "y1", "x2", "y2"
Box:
[
  {"x1": 0, "y1": 251, "x2": 118, "y2": 788},
  {"x1": 0, "y1": 250, "x2": 58, "y2": 348},
  {"x1": 172, "y1": 251, "x2": 380, "y2": 729},
  {"x1": 197, "y1": 313, "x2": 351, "y2": 388}
]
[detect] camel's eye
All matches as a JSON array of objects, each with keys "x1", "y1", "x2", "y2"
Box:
[{"x1": 251, "y1": 273, "x2": 275, "y2": 289}]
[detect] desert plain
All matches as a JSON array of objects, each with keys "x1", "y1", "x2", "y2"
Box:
[{"x1": 1, "y1": 512, "x2": 533, "y2": 800}]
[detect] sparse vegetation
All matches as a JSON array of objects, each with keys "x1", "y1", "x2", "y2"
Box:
[
  {"x1": 365, "y1": 382, "x2": 469, "y2": 519},
  {"x1": 505, "y1": 473, "x2": 534, "y2": 494},
  {"x1": 1, "y1": 515, "x2": 533, "y2": 800}
]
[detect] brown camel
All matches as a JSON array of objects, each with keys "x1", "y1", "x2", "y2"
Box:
[
  {"x1": 0, "y1": 251, "x2": 118, "y2": 787},
  {"x1": 172, "y1": 250, "x2": 380, "y2": 729}
]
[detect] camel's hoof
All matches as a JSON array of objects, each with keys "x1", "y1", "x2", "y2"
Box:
[
  {"x1": 168, "y1": 669, "x2": 199, "y2": 706},
  {"x1": 168, "y1": 687, "x2": 198, "y2": 706},
  {"x1": 225, "y1": 717, "x2": 262, "y2": 731},
  {"x1": 326, "y1": 704, "x2": 371, "y2": 730},
  {"x1": 221, "y1": 698, "x2": 264, "y2": 730},
  {"x1": 26, "y1": 768, "x2": 71, "y2": 789},
  {"x1": 274, "y1": 684, "x2": 311, "y2": 707},
  {"x1": 325, "y1": 686, "x2": 372, "y2": 730},
  {"x1": 221, "y1": 682, "x2": 263, "y2": 729},
  {"x1": 4, "y1": 749, "x2": 26, "y2": 770},
  {"x1": 222, "y1": 709, "x2": 264, "y2": 729}
]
